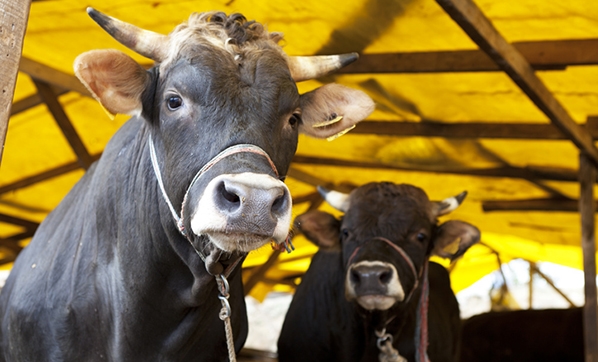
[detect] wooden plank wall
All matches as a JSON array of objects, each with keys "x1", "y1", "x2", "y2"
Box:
[{"x1": 0, "y1": 0, "x2": 31, "y2": 163}]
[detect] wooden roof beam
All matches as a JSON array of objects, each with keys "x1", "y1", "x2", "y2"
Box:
[
  {"x1": 339, "y1": 39, "x2": 598, "y2": 74},
  {"x1": 0, "y1": 213, "x2": 39, "y2": 231},
  {"x1": 292, "y1": 155, "x2": 583, "y2": 183},
  {"x1": 354, "y1": 117, "x2": 598, "y2": 140},
  {"x1": 0, "y1": 231, "x2": 30, "y2": 253},
  {"x1": 0, "y1": 152, "x2": 101, "y2": 195},
  {"x1": 482, "y1": 198, "x2": 582, "y2": 212},
  {"x1": 435, "y1": 0, "x2": 598, "y2": 168},
  {"x1": 287, "y1": 167, "x2": 355, "y2": 192}
]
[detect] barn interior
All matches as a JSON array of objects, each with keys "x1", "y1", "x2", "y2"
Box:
[{"x1": 1, "y1": 0, "x2": 597, "y2": 359}]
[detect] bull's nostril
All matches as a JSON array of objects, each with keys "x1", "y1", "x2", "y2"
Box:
[
  {"x1": 379, "y1": 269, "x2": 392, "y2": 284},
  {"x1": 219, "y1": 182, "x2": 240, "y2": 204},
  {"x1": 271, "y1": 190, "x2": 288, "y2": 215},
  {"x1": 350, "y1": 269, "x2": 361, "y2": 285}
]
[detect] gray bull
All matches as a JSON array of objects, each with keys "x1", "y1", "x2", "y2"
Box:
[{"x1": 0, "y1": 8, "x2": 374, "y2": 361}]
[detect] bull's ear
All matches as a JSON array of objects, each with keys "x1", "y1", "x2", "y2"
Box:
[
  {"x1": 294, "y1": 210, "x2": 341, "y2": 250},
  {"x1": 74, "y1": 49, "x2": 149, "y2": 116},
  {"x1": 299, "y1": 84, "x2": 374, "y2": 140},
  {"x1": 432, "y1": 220, "x2": 480, "y2": 261}
]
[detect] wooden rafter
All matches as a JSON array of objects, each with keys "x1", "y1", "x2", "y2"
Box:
[
  {"x1": 7, "y1": 116, "x2": 590, "y2": 195},
  {"x1": 291, "y1": 191, "x2": 322, "y2": 206},
  {"x1": 11, "y1": 86, "x2": 69, "y2": 117},
  {"x1": 244, "y1": 250, "x2": 282, "y2": 295},
  {"x1": 0, "y1": 214, "x2": 39, "y2": 249},
  {"x1": 20, "y1": 57, "x2": 91, "y2": 97},
  {"x1": 292, "y1": 155, "x2": 584, "y2": 183},
  {"x1": 0, "y1": 230, "x2": 32, "y2": 253},
  {"x1": 435, "y1": 0, "x2": 598, "y2": 167},
  {"x1": 339, "y1": 39, "x2": 598, "y2": 74},
  {"x1": 33, "y1": 79, "x2": 94, "y2": 170},
  {"x1": 353, "y1": 118, "x2": 598, "y2": 140},
  {"x1": 482, "y1": 198, "x2": 581, "y2": 212},
  {"x1": 0, "y1": 213, "x2": 39, "y2": 231},
  {"x1": 0, "y1": 153, "x2": 101, "y2": 195}
]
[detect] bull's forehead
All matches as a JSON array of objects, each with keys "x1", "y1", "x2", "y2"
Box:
[
  {"x1": 160, "y1": 12, "x2": 287, "y2": 72},
  {"x1": 344, "y1": 183, "x2": 435, "y2": 233}
]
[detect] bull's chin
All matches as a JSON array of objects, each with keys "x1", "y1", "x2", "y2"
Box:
[
  {"x1": 202, "y1": 232, "x2": 273, "y2": 253},
  {"x1": 356, "y1": 295, "x2": 399, "y2": 311}
]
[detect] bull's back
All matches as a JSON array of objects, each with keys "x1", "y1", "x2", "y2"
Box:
[{"x1": 460, "y1": 307, "x2": 583, "y2": 362}]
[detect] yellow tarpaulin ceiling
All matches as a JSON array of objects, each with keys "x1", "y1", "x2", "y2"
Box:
[{"x1": 1, "y1": 0, "x2": 598, "y2": 301}]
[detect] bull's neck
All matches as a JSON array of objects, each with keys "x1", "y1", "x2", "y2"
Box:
[{"x1": 99, "y1": 118, "x2": 222, "y2": 305}]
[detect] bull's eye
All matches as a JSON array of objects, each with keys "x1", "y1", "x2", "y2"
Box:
[
  {"x1": 416, "y1": 233, "x2": 427, "y2": 242},
  {"x1": 289, "y1": 113, "x2": 301, "y2": 128},
  {"x1": 341, "y1": 228, "x2": 350, "y2": 238},
  {"x1": 167, "y1": 96, "x2": 183, "y2": 110}
]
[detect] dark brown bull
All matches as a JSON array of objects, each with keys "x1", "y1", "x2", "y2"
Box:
[
  {"x1": 0, "y1": 8, "x2": 374, "y2": 361},
  {"x1": 461, "y1": 308, "x2": 584, "y2": 362},
  {"x1": 278, "y1": 182, "x2": 480, "y2": 362}
]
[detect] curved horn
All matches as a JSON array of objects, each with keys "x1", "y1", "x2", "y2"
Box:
[
  {"x1": 434, "y1": 191, "x2": 468, "y2": 217},
  {"x1": 317, "y1": 186, "x2": 350, "y2": 213},
  {"x1": 87, "y1": 7, "x2": 169, "y2": 62},
  {"x1": 288, "y1": 53, "x2": 359, "y2": 82}
]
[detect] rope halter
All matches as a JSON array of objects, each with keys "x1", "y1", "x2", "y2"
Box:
[
  {"x1": 148, "y1": 135, "x2": 281, "y2": 362},
  {"x1": 148, "y1": 134, "x2": 279, "y2": 243},
  {"x1": 346, "y1": 236, "x2": 430, "y2": 362}
]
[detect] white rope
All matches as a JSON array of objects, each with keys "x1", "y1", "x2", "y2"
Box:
[
  {"x1": 223, "y1": 314, "x2": 237, "y2": 362},
  {"x1": 216, "y1": 274, "x2": 237, "y2": 362},
  {"x1": 148, "y1": 136, "x2": 277, "y2": 362},
  {"x1": 148, "y1": 134, "x2": 182, "y2": 228}
]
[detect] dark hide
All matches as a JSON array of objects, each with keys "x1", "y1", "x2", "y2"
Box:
[
  {"x1": 278, "y1": 182, "x2": 480, "y2": 362},
  {"x1": 0, "y1": 120, "x2": 250, "y2": 361},
  {"x1": 0, "y1": 11, "x2": 374, "y2": 362},
  {"x1": 278, "y1": 257, "x2": 460, "y2": 362},
  {"x1": 461, "y1": 308, "x2": 584, "y2": 362}
]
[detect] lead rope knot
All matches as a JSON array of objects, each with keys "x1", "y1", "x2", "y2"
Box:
[{"x1": 376, "y1": 329, "x2": 407, "y2": 362}]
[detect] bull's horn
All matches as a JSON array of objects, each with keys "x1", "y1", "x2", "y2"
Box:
[
  {"x1": 87, "y1": 7, "x2": 169, "y2": 62},
  {"x1": 288, "y1": 53, "x2": 358, "y2": 82},
  {"x1": 317, "y1": 186, "x2": 350, "y2": 213},
  {"x1": 435, "y1": 191, "x2": 468, "y2": 217}
]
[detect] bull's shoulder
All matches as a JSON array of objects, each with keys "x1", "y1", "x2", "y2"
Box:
[{"x1": 427, "y1": 262, "x2": 451, "y2": 289}]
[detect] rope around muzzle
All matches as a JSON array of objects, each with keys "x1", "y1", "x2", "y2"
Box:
[
  {"x1": 149, "y1": 134, "x2": 280, "y2": 238},
  {"x1": 348, "y1": 237, "x2": 430, "y2": 362},
  {"x1": 148, "y1": 135, "x2": 280, "y2": 362}
]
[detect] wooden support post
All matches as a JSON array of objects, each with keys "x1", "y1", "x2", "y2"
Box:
[
  {"x1": 0, "y1": 0, "x2": 31, "y2": 163},
  {"x1": 580, "y1": 152, "x2": 598, "y2": 362}
]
